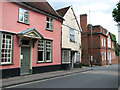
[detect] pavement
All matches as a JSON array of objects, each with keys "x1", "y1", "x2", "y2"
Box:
[{"x1": 0, "y1": 67, "x2": 94, "y2": 88}]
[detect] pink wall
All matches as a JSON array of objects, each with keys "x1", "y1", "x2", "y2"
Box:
[{"x1": 1, "y1": 1, "x2": 62, "y2": 69}]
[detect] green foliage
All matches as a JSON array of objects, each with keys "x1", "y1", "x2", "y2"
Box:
[
  {"x1": 110, "y1": 33, "x2": 119, "y2": 56},
  {"x1": 112, "y1": 2, "x2": 120, "y2": 23},
  {"x1": 110, "y1": 33, "x2": 116, "y2": 42}
]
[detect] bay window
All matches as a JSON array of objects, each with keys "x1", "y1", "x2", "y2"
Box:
[{"x1": 37, "y1": 40, "x2": 52, "y2": 63}]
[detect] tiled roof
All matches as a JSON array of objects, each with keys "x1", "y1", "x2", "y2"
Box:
[{"x1": 56, "y1": 6, "x2": 71, "y2": 17}]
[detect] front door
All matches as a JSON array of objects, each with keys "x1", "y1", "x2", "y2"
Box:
[
  {"x1": 21, "y1": 47, "x2": 30, "y2": 75},
  {"x1": 70, "y1": 51, "x2": 75, "y2": 68}
]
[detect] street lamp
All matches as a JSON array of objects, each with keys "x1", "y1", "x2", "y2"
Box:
[{"x1": 90, "y1": 24, "x2": 93, "y2": 67}]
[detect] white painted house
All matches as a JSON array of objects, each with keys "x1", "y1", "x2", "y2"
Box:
[{"x1": 56, "y1": 6, "x2": 81, "y2": 69}]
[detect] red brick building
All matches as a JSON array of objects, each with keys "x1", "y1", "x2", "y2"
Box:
[{"x1": 80, "y1": 14, "x2": 118, "y2": 66}]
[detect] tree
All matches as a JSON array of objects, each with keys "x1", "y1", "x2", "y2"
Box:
[{"x1": 112, "y1": 2, "x2": 120, "y2": 23}]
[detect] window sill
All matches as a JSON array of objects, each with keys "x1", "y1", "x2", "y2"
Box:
[
  {"x1": 70, "y1": 40, "x2": 75, "y2": 43},
  {"x1": 0, "y1": 63, "x2": 14, "y2": 66},
  {"x1": 17, "y1": 21, "x2": 30, "y2": 25},
  {"x1": 46, "y1": 28, "x2": 53, "y2": 32},
  {"x1": 37, "y1": 61, "x2": 52, "y2": 64}
]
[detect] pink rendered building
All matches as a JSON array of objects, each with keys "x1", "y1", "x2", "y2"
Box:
[{"x1": 0, "y1": 0, "x2": 63, "y2": 78}]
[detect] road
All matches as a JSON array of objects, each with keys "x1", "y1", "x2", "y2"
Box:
[{"x1": 5, "y1": 64, "x2": 119, "y2": 88}]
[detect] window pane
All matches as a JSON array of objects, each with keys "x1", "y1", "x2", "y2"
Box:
[
  {"x1": 6, "y1": 35, "x2": 11, "y2": 39},
  {"x1": 24, "y1": 10, "x2": 29, "y2": 15},
  {"x1": 19, "y1": 14, "x2": 23, "y2": 21},
  {"x1": 2, "y1": 54, "x2": 4, "y2": 57},
  {"x1": 38, "y1": 51, "x2": 43, "y2": 61},
  {"x1": 6, "y1": 44, "x2": 8, "y2": 49},
  {"x1": 24, "y1": 18, "x2": 28, "y2": 23},
  {"x1": 8, "y1": 58, "x2": 10, "y2": 62},
  {"x1": 1, "y1": 59, "x2": 4, "y2": 62},
  {"x1": 46, "y1": 52, "x2": 50, "y2": 60},
  {"x1": 8, "y1": 54, "x2": 10, "y2": 57},
  {"x1": 1, "y1": 49, "x2": 4, "y2": 53},
  {"x1": 9, "y1": 40, "x2": 11, "y2": 44},
  {"x1": 5, "y1": 58, "x2": 7, "y2": 62},
  {"x1": 2, "y1": 44, "x2": 5, "y2": 48},
  {"x1": 70, "y1": 35, "x2": 75, "y2": 42},
  {"x1": 50, "y1": 23, "x2": 53, "y2": 30},
  {"x1": 24, "y1": 14, "x2": 29, "y2": 18},
  {"x1": 70, "y1": 29, "x2": 74, "y2": 35},
  {"x1": 46, "y1": 23, "x2": 49, "y2": 28},
  {"x1": 50, "y1": 18, "x2": 53, "y2": 22},
  {"x1": 2, "y1": 39, "x2": 5, "y2": 43},
  {"x1": 3, "y1": 34, "x2": 5, "y2": 38},
  {"x1": 70, "y1": 29, "x2": 75, "y2": 42},
  {"x1": 47, "y1": 17, "x2": 49, "y2": 21},
  {"x1": 19, "y1": 8, "x2": 24, "y2": 13}
]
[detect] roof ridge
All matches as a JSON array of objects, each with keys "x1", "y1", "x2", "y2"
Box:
[{"x1": 56, "y1": 5, "x2": 71, "y2": 11}]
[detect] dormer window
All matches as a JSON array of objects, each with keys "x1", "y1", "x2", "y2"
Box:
[{"x1": 18, "y1": 7, "x2": 29, "y2": 24}]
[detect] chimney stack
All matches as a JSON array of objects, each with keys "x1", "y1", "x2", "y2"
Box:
[{"x1": 80, "y1": 14, "x2": 87, "y2": 32}]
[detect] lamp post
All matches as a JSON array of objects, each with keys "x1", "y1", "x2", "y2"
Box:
[{"x1": 90, "y1": 24, "x2": 93, "y2": 67}]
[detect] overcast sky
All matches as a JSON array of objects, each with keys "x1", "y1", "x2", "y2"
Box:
[{"x1": 47, "y1": 0, "x2": 119, "y2": 42}]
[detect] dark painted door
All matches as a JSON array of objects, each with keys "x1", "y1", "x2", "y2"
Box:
[
  {"x1": 70, "y1": 51, "x2": 75, "y2": 68},
  {"x1": 21, "y1": 47, "x2": 30, "y2": 75}
]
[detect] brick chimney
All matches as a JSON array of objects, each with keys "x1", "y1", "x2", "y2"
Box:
[
  {"x1": 80, "y1": 14, "x2": 87, "y2": 32},
  {"x1": 80, "y1": 14, "x2": 90, "y2": 66}
]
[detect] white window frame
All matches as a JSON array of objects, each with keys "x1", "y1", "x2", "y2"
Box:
[
  {"x1": 38, "y1": 40, "x2": 44, "y2": 62},
  {"x1": 62, "y1": 50, "x2": 70, "y2": 63},
  {"x1": 37, "y1": 40, "x2": 52, "y2": 63},
  {"x1": 104, "y1": 38, "x2": 106, "y2": 47},
  {"x1": 104, "y1": 51, "x2": 106, "y2": 61},
  {"x1": 70, "y1": 28, "x2": 75, "y2": 42},
  {"x1": 101, "y1": 38, "x2": 103, "y2": 47},
  {"x1": 46, "y1": 40, "x2": 52, "y2": 62},
  {"x1": 108, "y1": 36, "x2": 111, "y2": 48},
  {"x1": 1, "y1": 34, "x2": 13, "y2": 64},
  {"x1": 46, "y1": 17, "x2": 53, "y2": 31},
  {"x1": 19, "y1": 7, "x2": 29, "y2": 24}
]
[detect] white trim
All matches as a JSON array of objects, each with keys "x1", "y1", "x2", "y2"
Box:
[
  {"x1": 30, "y1": 39, "x2": 32, "y2": 70},
  {"x1": 62, "y1": 62, "x2": 71, "y2": 64}
]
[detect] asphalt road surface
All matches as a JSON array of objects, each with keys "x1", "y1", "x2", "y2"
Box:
[{"x1": 5, "y1": 64, "x2": 119, "y2": 88}]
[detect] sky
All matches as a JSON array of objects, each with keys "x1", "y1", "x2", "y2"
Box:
[{"x1": 47, "y1": 0, "x2": 119, "y2": 42}]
